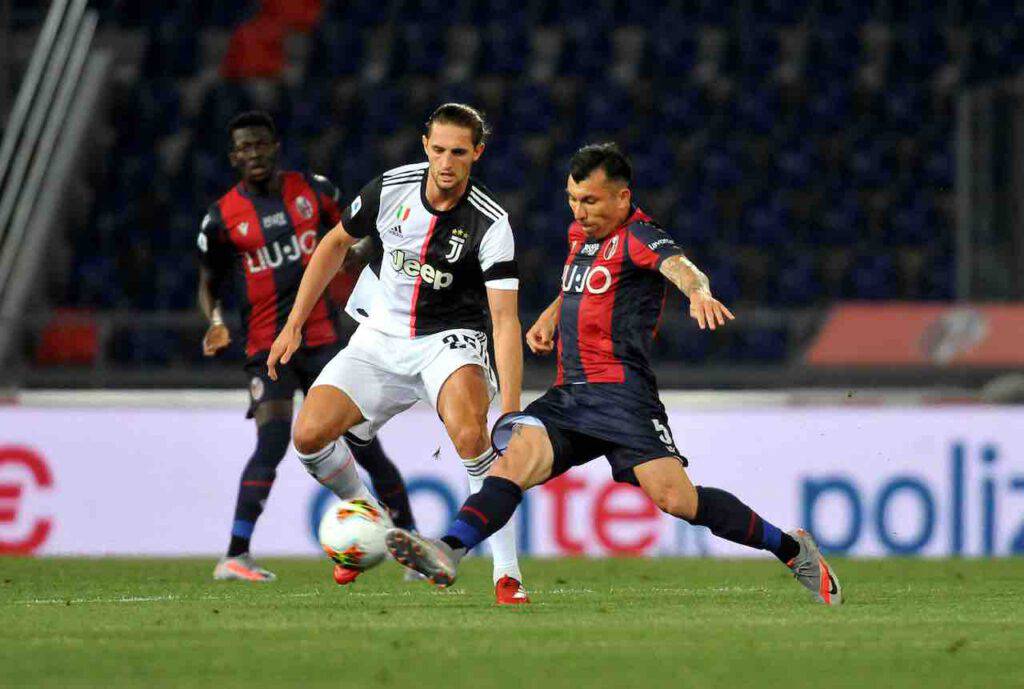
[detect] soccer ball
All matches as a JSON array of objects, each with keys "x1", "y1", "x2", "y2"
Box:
[{"x1": 318, "y1": 498, "x2": 393, "y2": 571}]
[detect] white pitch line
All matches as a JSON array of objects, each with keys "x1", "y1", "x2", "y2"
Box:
[{"x1": 11, "y1": 591, "x2": 326, "y2": 606}]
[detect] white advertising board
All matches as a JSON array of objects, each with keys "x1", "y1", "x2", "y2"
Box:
[{"x1": 1, "y1": 404, "x2": 1022, "y2": 558}]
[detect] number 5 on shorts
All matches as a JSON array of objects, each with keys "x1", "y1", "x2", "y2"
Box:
[{"x1": 652, "y1": 418, "x2": 677, "y2": 453}]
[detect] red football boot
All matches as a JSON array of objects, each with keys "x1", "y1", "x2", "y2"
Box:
[
  {"x1": 333, "y1": 564, "x2": 361, "y2": 585},
  {"x1": 494, "y1": 576, "x2": 530, "y2": 605}
]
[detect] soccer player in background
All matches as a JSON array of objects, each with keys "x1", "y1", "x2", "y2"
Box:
[
  {"x1": 266, "y1": 104, "x2": 529, "y2": 604},
  {"x1": 198, "y1": 111, "x2": 417, "y2": 582},
  {"x1": 387, "y1": 143, "x2": 844, "y2": 606}
]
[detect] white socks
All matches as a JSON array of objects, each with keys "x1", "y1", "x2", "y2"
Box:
[
  {"x1": 464, "y1": 448, "x2": 523, "y2": 584},
  {"x1": 298, "y1": 441, "x2": 374, "y2": 503}
]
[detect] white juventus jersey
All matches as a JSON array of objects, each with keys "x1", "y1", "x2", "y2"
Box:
[{"x1": 340, "y1": 162, "x2": 518, "y2": 338}]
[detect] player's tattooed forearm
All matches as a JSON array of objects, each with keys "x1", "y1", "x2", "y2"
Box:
[{"x1": 659, "y1": 255, "x2": 710, "y2": 297}]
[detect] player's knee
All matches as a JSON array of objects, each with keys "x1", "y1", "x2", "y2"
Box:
[
  {"x1": 647, "y1": 484, "x2": 698, "y2": 521},
  {"x1": 491, "y1": 430, "x2": 551, "y2": 488},
  {"x1": 292, "y1": 417, "x2": 332, "y2": 456},
  {"x1": 450, "y1": 423, "x2": 489, "y2": 459}
]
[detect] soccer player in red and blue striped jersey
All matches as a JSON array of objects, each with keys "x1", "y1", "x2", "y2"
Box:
[
  {"x1": 198, "y1": 111, "x2": 416, "y2": 582},
  {"x1": 387, "y1": 143, "x2": 844, "y2": 605}
]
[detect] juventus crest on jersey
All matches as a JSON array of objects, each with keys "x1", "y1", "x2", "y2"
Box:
[{"x1": 341, "y1": 162, "x2": 519, "y2": 338}]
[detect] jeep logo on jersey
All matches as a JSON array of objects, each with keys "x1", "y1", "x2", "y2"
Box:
[
  {"x1": 562, "y1": 264, "x2": 613, "y2": 295},
  {"x1": 295, "y1": 195, "x2": 314, "y2": 220},
  {"x1": 261, "y1": 212, "x2": 288, "y2": 229},
  {"x1": 245, "y1": 230, "x2": 318, "y2": 274},
  {"x1": 390, "y1": 249, "x2": 454, "y2": 289}
]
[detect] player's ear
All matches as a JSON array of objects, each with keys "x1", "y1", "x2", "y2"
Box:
[
  {"x1": 472, "y1": 143, "x2": 485, "y2": 162},
  {"x1": 619, "y1": 185, "x2": 632, "y2": 206},
  {"x1": 421, "y1": 135, "x2": 430, "y2": 156}
]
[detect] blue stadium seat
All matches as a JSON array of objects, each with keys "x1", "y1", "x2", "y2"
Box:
[
  {"x1": 742, "y1": 193, "x2": 790, "y2": 247},
  {"x1": 480, "y1": 23, "x2": 528, "y2": 76},
  {"x1": 702, "y1": 148, "x2": 742, "y2": 190},
  {"x1": 730, "y1": 326, "x2": 789, "y2": 362},
  {"x1": 846, "y1": 253, "x2": 897, "y2": 300},
  {"x1": 820, "y1": 189, "x2": 864, "y2": 246},
  {"x1": 773, "y1": 251, "x2": 820, "y2": 305},
  {"x1": 582, "y1": 84, "x2": 634, "y2": 134},
  {"x1": 504, "y1": 83, "x2": 556, "y2": 135},
  {"x1": 887, "y1": 192, "x2": 933, "y2": 246},
  {"x1": 307, "y1": 22, "x2": 364, "y2": 78},
  {"x1": 398, "y1": 23, "x2": 447, "y2": 76}
]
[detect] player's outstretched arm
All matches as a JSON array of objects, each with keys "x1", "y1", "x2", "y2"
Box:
[
  {"x1": 525, "y1": 294, "x2": 562, "y2": 355},
  {"x1": 659, "y1": 254, "x2": 735, "y2": 331},
  {"x1": 487, "y1": 287, "x2": 523, "y2": 414},
  {"x1": 267, "y1": 222, "x2": 358, "y2": 379},
  {"x1": 197, "y1": 265, "x2": 231, "y2": 356}
]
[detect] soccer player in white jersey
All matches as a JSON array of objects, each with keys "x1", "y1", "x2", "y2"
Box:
[{"x1": 267, "y1": 103, "x2": 528, "y2": 604}]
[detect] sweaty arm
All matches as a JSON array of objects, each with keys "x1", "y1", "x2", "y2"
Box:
[
  {"x1": 659, "y1": 254, "x2": 734, "y2": 330},
  {"x1": 526, "y1": 293, "x2": 562, "y2": 355},
  {"x1": 196, "y1": 209, "x2": 232, "y2": 355},
  {"x1": 488, "y1": 287, "x2": 523, "y2": 414},
  {"x1": 268, "y1": 176, "x2": 381, "y2": 377},
  {"x1": 627, "y1": 222, "x2": 735, "y2": 331},
  {"x1": 479, "y1": 213, "x2": 522, "y2": 413}
]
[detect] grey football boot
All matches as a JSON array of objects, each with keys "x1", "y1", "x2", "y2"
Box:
[
  {"x1": 385, "y1": 528, "x2": 459, "y2": 588},
  {"x1": 213, "y1": 553, "x2": 277, "y2": 582},
  {"x1": 786, "y1": 529, "x2": 843, "y2": 605}
]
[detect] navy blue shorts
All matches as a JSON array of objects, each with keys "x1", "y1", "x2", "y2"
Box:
[
  {"x1": 492, "y1": 384, "x2": 687, "y2": 486},
  {"x1": 242, "y1": 343, "x2": 341, "y2": 418}
]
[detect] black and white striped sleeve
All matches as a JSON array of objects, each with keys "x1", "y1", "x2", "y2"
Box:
[{"x1": 478, "y1": 214, "x2": 518, "y2": 290}]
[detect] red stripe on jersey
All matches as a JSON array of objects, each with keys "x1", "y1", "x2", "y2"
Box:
[
  {"x1": 282, "y1": 173, "x2": 338, "y2": 349},
  {"x1": 576, "y1": 227, "x2": 627, "y2": 384},
  {"x1": 409, "y1": 215, "x2": 440, "y2": 337},
  {"x1": 626, "y1": 230, "x2": 663, "y2": 270},
  {"x1": 219, "y1": 191, "x2": 278, "y2": 358},
  {"x1": 555, "y1": 229, "x2": 587, "y2": 386}
]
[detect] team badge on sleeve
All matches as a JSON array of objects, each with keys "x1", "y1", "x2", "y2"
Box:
[
  {"x1": 249, "y1": 377, "x2": 265, "y2": 402},
  {"x1": 295, "y1": 195, "x2": 314, "y2": 219},
  {"x1": 350, "y1": 196, "x2": 362, "y2": 217}
]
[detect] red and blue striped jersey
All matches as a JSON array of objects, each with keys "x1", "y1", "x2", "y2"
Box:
[
  {"x1": 197, "y1": 171, "x2": 344, "y2": 357},
  {"x1": 555, "y1": 206, "x2": 684, "y2": 394}
]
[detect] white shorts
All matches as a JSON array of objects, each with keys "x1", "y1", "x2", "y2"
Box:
[{"x1": 311, "y1": 324, "x2": 497, "y2": 441}]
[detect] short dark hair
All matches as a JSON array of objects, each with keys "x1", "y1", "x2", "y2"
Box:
[
  {"x1": 228, "y1": 110, "x2": 277, "y2": 142},
  {"x1": 569, "y1": 143, "x2": 632, "y2": 185},
  {"x1": 424, "y1": 103, "x2": 490, "y2": 146}
]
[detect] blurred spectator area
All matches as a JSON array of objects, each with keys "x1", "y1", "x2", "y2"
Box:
[{"x1": 13, "y1": 0, "x2": 1024, "y2": 376}]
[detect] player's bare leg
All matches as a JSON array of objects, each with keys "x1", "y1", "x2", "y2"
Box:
[
  {"x1": 436, "y1": 365, "x2": 528, "y2": 604},
  {"x1": 214, "y1": 400, "x2": 293, "y2": 582},
  {"x1": 387, "y1": 423, "x2": 552, "y2": 591},
  {"x1": 293, "y1": 384, "x2": 379, "y2": 585},
  {"x1": 634, "y1": 458, "x2": 842, "y2": 605}
]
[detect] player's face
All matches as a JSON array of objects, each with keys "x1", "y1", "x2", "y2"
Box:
[
  {"x1": 422, "y1": 123, "x2": 483, "y2": 192},
  {"x1": 229, "y1": 126, "x2": 279, "y2": 184},
  {"x1": 566, "y1": 169, "x2": 632, "y2": 238}
]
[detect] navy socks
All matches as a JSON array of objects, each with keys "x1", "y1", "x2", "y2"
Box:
[
  {"x1": 442, "y1": 476, "x2": 522, "y2": 551},
  {"x1": 693, "y1": 486, "x2": 799, "y2": 563}
]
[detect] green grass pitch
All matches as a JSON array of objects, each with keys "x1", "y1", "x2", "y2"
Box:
[{"x1": 1, "y1": 557, "x2": 1022, "y2": 689}]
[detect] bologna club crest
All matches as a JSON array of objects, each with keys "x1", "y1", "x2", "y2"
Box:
[{"x1": 295, "y1": 195, "x2": 314, "y2": 220}]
